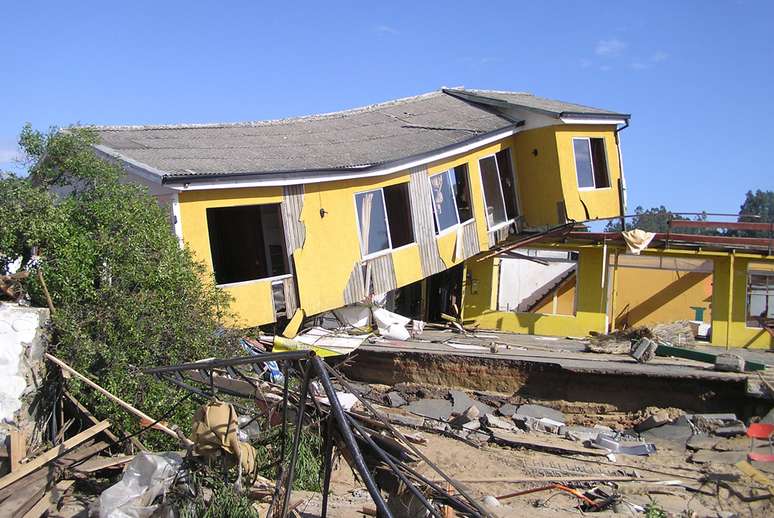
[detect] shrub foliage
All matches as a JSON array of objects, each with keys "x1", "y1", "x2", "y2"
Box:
[{"x1": 1, "y1": 125, "x2": 233, "y2": 447}]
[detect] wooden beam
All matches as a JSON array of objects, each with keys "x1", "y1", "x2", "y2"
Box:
[
  {"x1": 0, "y1": 420, "x2": 110, "y2": 491},
  {"x1": 63, "y1": 391, "x2": 122, "y2": 444},
  {"x1": 46, "y1": 354, "x2": 180, "y2": 440},
  {"x1": 8, "y1": 430, "x2": 26, "y2": 473},
  {"x1": 21, "y1": 480, "x2": 74, "y2": 518}
]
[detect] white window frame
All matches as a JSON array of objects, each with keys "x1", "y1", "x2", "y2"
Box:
[
  {"x1": 478, "y1": 153, "x2": 514, "y2": 231},
  {"x1": 745, "y1": 268, "x2": 774, "y2": 329},
  {"x1": 354, "y1": 188, "x2": 393, "y2": 259},
  {"x1": 572, "y1": 137, "x2": 611, "y2": 191},
  {"x1": 427, "y1": 167, "x2": 467, "y2": 236}
]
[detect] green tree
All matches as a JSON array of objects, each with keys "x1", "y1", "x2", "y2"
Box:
[
  {"x1": 1, "y1": 125, "x2": 234, "y2": 448},
  {"x1": 738, "y1": 190, "x2": 774, "y2": 237}
]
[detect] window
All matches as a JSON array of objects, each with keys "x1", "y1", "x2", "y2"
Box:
[
  {"x1": 429, "y1": 165, "x2": 473, "y2": 233},
  {"x1": 747, "y1": 267, "x2": 774, "y2": 327},
  {"x1": 383, "y1": 183, "x2": 414, "y2": 248},
  {"x1": 573, "y1": 137, "x2": 610, "y2": 189},
  {"x1": 479, "y1": 150, "x2": 519, "y2": 229},
  {"x1": 355, "y1": 190, "x2": 391, "y2": 256},
  {"x1": 206, "y1": 204, "x2": 289, "y2": 285},
  {"x1": 355, "y1": 184, "x2": 415, "y2": 257}
]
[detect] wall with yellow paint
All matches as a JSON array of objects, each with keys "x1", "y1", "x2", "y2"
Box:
[
  {"x1": 511, "y1": 128, "x2": 564, "y2": 227},
  {"x1": 533, "y1": 276, "x2": 577, "y2": 315},
  {"x1": 612, "y1": 268, "x2": 713, "y2": 328},
  {"x1": 178, "y1": 186, "x2": 285, "y2": 327},
  {"x1": 462, "y1": 247, "x2": 607, "y2": 337},
  {"x1": 712, "y1": 255, "x2": 774, "y2": 349},
  {"x1": 555, "y1": 125, "x2": 623, "y2": 222},
  {"x1": 178, "y1": 126, "x2": 627, "y2": 328}
]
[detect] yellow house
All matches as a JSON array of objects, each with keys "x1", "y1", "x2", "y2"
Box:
[{"x1": 91, "y1": 89, "x2": 629, "y2": 327}]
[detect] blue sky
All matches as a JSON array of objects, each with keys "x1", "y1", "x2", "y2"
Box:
[{"x1": 1, "y1": 1, "x2": 772, "y2": 215}]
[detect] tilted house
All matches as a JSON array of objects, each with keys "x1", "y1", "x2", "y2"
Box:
[{"x1": 91, "y1": 88, "x2": 630, "y2": 327}]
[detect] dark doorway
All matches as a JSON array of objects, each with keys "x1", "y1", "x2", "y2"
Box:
[{"x1": 426, "y1": 264, "x2": 464, "y2": 322}]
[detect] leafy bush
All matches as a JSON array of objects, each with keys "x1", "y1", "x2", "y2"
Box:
[{"x1": 1, "y1": 125, "x2": 234, "y2": 448}]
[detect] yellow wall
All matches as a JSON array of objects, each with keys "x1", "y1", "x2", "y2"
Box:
[
  {"x1": 462, "y1": 247, "x2": 607, "y2": 337},
  {"x1": 712, "y1": 255, "x2": 774, "y2": 349},
  {"x1": 511, "y1": 128, "x2": 563, "y2": 227},
  {"x1": 178, "y1": 187, "x2": 285, "y2": 326},
  {"x1": 533, "y1": 275, "x2": 576, "y2": 315},
  {"x1": 612, "y1": 268, "x2": 712, "y2": 328},
  {"x1": 555, "y1": 125, "x2": 623, "y2": 222}
]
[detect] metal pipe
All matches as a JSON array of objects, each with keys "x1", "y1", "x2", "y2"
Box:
[
  {"x1": 345, "y1": 413, "x2": 444, "y2": 518},
  {"x1": 143, "y1": 350, "x2": 311, "y2": 375},
  {"x1": 280, "y1": 361, "x2": 313, "y2": 517},
  {"x1": 322, "y1": 362, "x2": 492, "y2": 517},
  {"x1": 320, "y1": 417, "x2": 335, "y2": 518},
  {"x1": 311, "y1": 357, "x2": 393, "y2": 518}
]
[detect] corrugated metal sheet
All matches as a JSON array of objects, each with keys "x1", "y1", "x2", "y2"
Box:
[
  {"x1": 408, "y1": 167, "x2": 445, "y2": 277},
  {"x1": 366, "y1": 253, "x2": 397, "y2": 295},
  {"x1": 281, "y1": 184, "x2": 306, "y2": 255},
  {"x1": 461, "y1": 220, "x2": 480, "y2": 259},
  {"x1": 283, "y1": 276, "x2": 298, "y2": 315},
  {"x1": 488, "y1": 225, "x2": 510, "y2": 248},
  {"x1": 343, "y1": 263, "x2": 366, "y2": 305}
]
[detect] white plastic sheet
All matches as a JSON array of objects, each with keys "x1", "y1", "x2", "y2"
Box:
[
  {"x1": 99, "y1": 452, "x2": 183, "y2": 518},
  {"x1": 372, "y1": 307, "x2": 411, "y2": 341}
]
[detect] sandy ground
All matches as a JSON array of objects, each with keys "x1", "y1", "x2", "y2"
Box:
[{"x1": 285, "y1": 424, "x2": 774, "y2": 518}]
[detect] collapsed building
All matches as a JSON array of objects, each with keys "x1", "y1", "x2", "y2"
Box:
[{"x1": 90, "y1": 88, "x2": 630, "y2": 328}]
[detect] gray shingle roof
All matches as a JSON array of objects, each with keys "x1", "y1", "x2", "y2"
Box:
[
  {"x1": 91, "y1": 88, "x2": 625, "y2": 182},
  {"x1": 444, "y1": 89, "x2": 628, "y2": 117}
]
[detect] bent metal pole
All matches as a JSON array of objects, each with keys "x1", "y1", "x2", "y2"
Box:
[{"x1": 311, "y1": 356, "x2": 393, "y2": 518}]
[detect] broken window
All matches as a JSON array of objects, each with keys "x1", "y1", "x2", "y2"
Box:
[
  {"x1": 355, "y1": 189, "x2": 391, "y2": 256},
  {"x1": 429, "y1": 171, "x2": 458, "y2": 232},
  {"x1": 451, "y1": 165, "x2": 474, "y2": 223},
  {"x1": 206, "y1": 204, "x2": 289, "y2": 285},
  {"x1": 429, "y1": 165, "x2": 473, "y2": 233},
  {"x1": 383, "y1": 183, "x2": 414, "y2": 248},
  {"x1": 479, "y1": 150, "x2": 519, "y2": 229},
  {"x1": 573, "y1": 137, "x2": 610, "y2": 189},
  {"x1": 747, "y1": 266, "x2": 774, "y2": 327}
]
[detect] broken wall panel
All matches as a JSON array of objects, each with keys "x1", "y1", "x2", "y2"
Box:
[
  {"x1": 408, "y1": 167, "x2": 445, "y2": 277},
  {"x1": 343, "y1": 262, "x2": 367, "y2": 305},
  {"x1": 281, "y1": 185, "x2": 306, "y2": 256},
  {"x1": 366, "y1": 253, "x2": 398, "y2": 296},
  {"x1": 461, "y1": 220, "x2": 480, "y2": 259}
]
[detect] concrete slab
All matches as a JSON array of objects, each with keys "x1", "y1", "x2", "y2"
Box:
[
  {"x1": 405, "y1": 398, "x2": 452, "y2": 421},
  {"x1": 450, "y1": 390, "x2": 494, "y2": 416},
  {"x1": 516, "y1": 404, "x2": 565, "y2": 423}
]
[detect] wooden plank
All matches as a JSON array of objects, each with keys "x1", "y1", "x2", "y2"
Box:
[
  {"x1": 71, "y1": 455, "x2": 133, "y2": 474},
  {"x1": 8, "y1": 430, "x2": 26, "y2": 472},
  {"x1": 0, "y1": 420, "x2": 110, "y2": 491},
  {"x1": 22, "y1": 480, "x2": 74, "y2": 518},
  {"x1": 0, "y1": 474, "x2": 50, "y2": 516},
  {"x1": 63, "y1": 391, "x2": 122, "y2": 445},
  {"x1": 490, "y1": 430, "x2": 608, "y2": 456},
  {"x1": 46, "y1": 354, "x2": 179, "y2": 440}
]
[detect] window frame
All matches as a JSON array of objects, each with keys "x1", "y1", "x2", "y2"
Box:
[
  {"x1": 745, "y1": 268, "x2": 774, "y2": 329},
  {"x1": 354, "y1": 188, "x2": 392, "y2": 259},
  {"x1": 206, "y1": 203, "x2": 292, "y2": 288},
  {"x1": 477, "y1": 153, "x2": 514, "y2": 231},
  {"x1": 572, "y1": 137, "x2": 611, "y2": 191},
  {"x1": 427, "y1": 167, "x2": 470, "y2": 236},
  {"x1": 353, "y1": 185, "x2": 417, "y2": 260}
]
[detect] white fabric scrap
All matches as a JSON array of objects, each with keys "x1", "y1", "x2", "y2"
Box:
[{"x1": 621, "y1": 229, "x2": 655, "y2": 255}]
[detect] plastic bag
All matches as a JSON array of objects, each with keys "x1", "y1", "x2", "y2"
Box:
[{"x1": 99, "y1": 452, "x2": 183, "y2": 518}]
